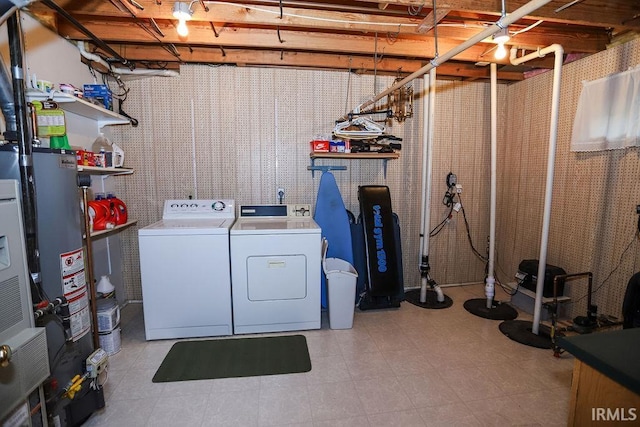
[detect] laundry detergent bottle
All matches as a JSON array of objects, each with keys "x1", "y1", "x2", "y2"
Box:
[
  {"x1": 90, "y1": 193, "x2": 116, "y2": 230},
  {"x1": 106, "y1": 193, "x2": 128, "y2": 225}
]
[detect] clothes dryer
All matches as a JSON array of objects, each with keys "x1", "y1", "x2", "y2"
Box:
[
  {"x1": 138, "y1": 199, "x2": 235, "y2": 340},
  {"x1": 231, "y1": 204, "x2": 321, "y2": 334}
]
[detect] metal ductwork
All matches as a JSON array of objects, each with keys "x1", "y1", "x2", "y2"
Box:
[
  {"x1": 0, "y1": 59, "x2": 16, "y2": 137},
  {"x1": 0, "y1": 0, "x2": 33, "y2": 24},
  {"x1": 0, "y1": 0, "x2": 36, "y2": 138}
]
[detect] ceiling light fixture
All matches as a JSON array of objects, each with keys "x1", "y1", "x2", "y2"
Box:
[
  {"x1": 173, "y1": 1, "x2": 193, "y2": 37},
  {"x1": 493, "y1": 26, "x2": 510, "y2": 60}
]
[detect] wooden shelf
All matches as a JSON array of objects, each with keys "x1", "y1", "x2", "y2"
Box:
[
  {"x1": 310, "y1": 152, "x2": 399, "y2": 160},
  {"x1": 77, "y1": 165, "x2": 134, "y2": 175},
  {"x1": 26, "y1": 90, "x2": 130, "y2": 127},
  {"x1": 89, "y1": 220, "x2": 138, "y2": 240}
]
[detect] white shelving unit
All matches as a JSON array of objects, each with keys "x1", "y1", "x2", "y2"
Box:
[
  {"x1": 88, "y1": 220, "x2": 138, "y2": 240},
  {"x1": 28, "y1": 87, "x2": 138, "y2": 307},
  {"x1": 81, "y1": 167, "x2": 137, "y2": 239},
  {"x1": 25, "y1": 89, "x2": 130, "y2": 128},
  {"x1": 77, "y1": 165, "x2": 134, "y2": 176}
]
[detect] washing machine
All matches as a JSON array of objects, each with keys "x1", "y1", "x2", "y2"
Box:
[
  {"x1": 138, "y1": 199, "x2": 235, "y2": 340},
  {"x1": 231, "y1": 204, "x2": 321, "y2": 334}
]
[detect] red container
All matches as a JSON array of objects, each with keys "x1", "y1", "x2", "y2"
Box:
[
  {"x1": 88, "y1": 196, "x2": 116, "y2": 231},
  {"x1": 76, "y1": 150, "x2": 96, "y2": 166},
  {"x1": 310, "y1": 140, "x2": 330, "y2": 152},
  {"x1": 106, "y1": 194, "x2": 128, "y2": 225},
  {"x1": 87, "y1": 200, "x2": 116, "y2": 231}
]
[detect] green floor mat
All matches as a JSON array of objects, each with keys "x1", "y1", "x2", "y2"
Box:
[{"x1": 152, "y1": 335, "x2": 311, "y2": 382}]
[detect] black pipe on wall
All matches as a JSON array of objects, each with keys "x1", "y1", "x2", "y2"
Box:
[{"x1": 8, "y1": 10, "x2": 42, "y2": 294}]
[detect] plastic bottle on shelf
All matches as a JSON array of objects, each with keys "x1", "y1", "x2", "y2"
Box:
[
  {"x1": 106, "y1": 193, "x2": 128, "y2": 225},
  {"x1": 97, "y1": 275, "x2": 115, "y2": 298},
  {"x1": 90, "y1": 193, "x2": 116, "y2": 230}
]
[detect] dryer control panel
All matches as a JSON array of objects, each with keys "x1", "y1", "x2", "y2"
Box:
[{"x1": 239, "y1": 204, "x2": 312, "y2": 218}]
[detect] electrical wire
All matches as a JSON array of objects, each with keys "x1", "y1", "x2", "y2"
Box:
[
  {"x1": 429, "y1": 205, "x2": 452, "y2": 237},
  {"x1": 565, "y1": 231, "x2": 638, "y2": 307},
  {"x1": 407, "y1": 4, "x2": 424, "y2": 16},
  {"x1": 457, "y1": 193, "x2": 488, "y2": 262},
  {"x1": 510, "y1": 20, "x2": 544, "y2": 36},
  {"x1": 430, "y1": 186, "x2": 455, "y2": 237},
  {"x1": 495, "y1": 256, "x2": 520, "y2": 295}
]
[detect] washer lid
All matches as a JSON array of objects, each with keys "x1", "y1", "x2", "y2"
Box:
[
  {"x1": 231, "y1": 217, "x2": 320, "y2": 234},
  {"x1": 139, "y1": 218, "x2": 234, "y2": 235}
]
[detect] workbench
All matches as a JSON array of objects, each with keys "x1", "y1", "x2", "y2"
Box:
[{"x1": 559, "y1": 328, "x2": 640, "y2": 426}]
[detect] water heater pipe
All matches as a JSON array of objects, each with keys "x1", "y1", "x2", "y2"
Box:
[
  {"x1": 485, "y1": 62, "x2": 498, "y2": 308},
  {"x1": 509, "y1": 44, "x2": 564, "y2": 335},
  {"x1": 80, "y1": 185, "x2": 100, "y2": 349},
  {"x1": 338, "y1": 0, "x2": 554, "y2": 121}
]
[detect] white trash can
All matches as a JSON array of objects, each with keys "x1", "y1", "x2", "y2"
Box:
[{"x1": 324, "y1": 256, "x2": 358, "y2": 330}]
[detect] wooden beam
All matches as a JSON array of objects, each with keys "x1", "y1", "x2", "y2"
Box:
[
  {"x1": 26, "y1": 3, "x2": 609, "y2": 53},
  {"x1": 103, "y1": 43, "x2": 524, "y2": 80},
  {"x1": 29, "y1": 0, "x2": 640, "y2": 29},
  {"x1": 417, "y1": 8, "x2": 451, "y2": 33},
  {"x1": 55, "y1": 16, "x2": 606, "y2": 63},
  {"x1": 58, "y1": 20, "x2": 517, "y2": 65},
  {"x1": 28, "y1": 2, "x2": 424, "y2": 34},
  {"x1": 109, "y1": 0, "x2": 142, "y2": 17},
  {"x1": 354, "y1": 0, "x2": 640, "y2": 29},
  {"x1": 28, "y1": 10, "x2": 57, "y2": 32}
]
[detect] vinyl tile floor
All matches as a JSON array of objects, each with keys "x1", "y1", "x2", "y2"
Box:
[{"x1": 84, "y1": 284, "x2": 574, "y2": 426}]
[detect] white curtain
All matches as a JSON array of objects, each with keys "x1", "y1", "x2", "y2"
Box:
[{"x1": 570, "y1": 66, "x2": 640, "y2": 152}]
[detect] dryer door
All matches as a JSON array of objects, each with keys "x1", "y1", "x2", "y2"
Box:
[{"x1": 247, "y1": 255, "x2": 307, "y2": 300}]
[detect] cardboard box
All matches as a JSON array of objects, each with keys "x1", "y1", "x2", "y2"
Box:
[
  {"x1": 83, "y1": 84, "x2": 110, "y2": 96},
  {"x1": 310, "y1": 140, "x2": 330, "y2": 152},
  {"x1": 83, "y1": 84, "x2": 113, "y2": 110},
  {"x1": 330, "y1": 140, "x2": 346, "y2": 153}
]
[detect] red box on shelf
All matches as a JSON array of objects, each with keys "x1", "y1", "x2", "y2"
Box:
[
  {"x1": 76, "y1": 150, "x2": 96, "y2": 166},
  {"x1": 310, "y1": 140, "x2": 330, "y2": 152}
]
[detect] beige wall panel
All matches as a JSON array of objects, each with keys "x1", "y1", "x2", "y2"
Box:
[
  {"x1": 113, "y1": 38, "x2": 640, "y2": 316},
  {"x1": 499, "y1": 38, "x2": 640, "y2": 320},
  {"x1": 112, "y1": 66, "x2": 492, "y2": 301},
  {"x1": 429, "y1": 80, "x2": 492, "y2": 284}
]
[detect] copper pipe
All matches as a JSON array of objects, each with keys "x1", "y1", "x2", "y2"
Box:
[{"x1": 81, "y1": 186, "x2": 100, "y2": 350}]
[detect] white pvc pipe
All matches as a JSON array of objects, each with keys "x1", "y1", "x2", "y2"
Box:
[
  {"x1": 419, "y1": 69, "x2": 443, "y2": 303},
  {"x1": 190, "y1": 98, "x2": 198, "y2": 199},
  {"x1": 485, "y1": 63, "x2": 498, "y2": 309},
  {"x1": 510, "y1": 44, "x2": 564, "y2": 335},
  {"x1": 77, "y1": 42, "x2": 179, "y2": 77},
  {"x1": 418, "y1": 73, "x2": 430, "y2": 302},
  {"x1": 338, "y1": 0, "x2": 553, "y2": 120}
]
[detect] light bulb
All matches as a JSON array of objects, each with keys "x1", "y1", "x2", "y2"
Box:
[
  {"x1": 177, "y1": 19, "x2": 189, "y2": 37},
  {"x1": 495, "y1": 43, "x2": 507, "y2": 60}
]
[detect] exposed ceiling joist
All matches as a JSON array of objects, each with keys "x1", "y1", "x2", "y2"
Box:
[{"x1": 25, "y1": 0, "x2": 639, "y2": 82}]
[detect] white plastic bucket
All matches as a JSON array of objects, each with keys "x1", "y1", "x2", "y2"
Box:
[
  {"x1": 99, "y1": 327, "x2": 121, "y2": 355},
  {"x1": 96, "y1": 298, "x2": 120, "y2": 332}
]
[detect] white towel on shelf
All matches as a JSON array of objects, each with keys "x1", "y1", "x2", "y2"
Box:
[{"x1": 570, "y1": 66, "x2": 640, "y2": 152}]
